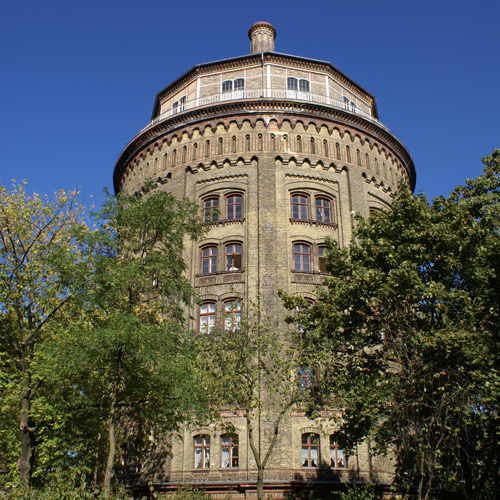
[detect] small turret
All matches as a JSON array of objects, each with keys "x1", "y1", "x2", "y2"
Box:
[{"x1": 248, "y1": 21, "x2": 276, "y2": 54}]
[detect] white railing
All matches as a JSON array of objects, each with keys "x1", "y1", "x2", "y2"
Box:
[{"x1": 139, "y1": 89, "x2": 388, "y2": 135}]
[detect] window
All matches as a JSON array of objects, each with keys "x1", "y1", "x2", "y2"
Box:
[
  {"x1": 232, "y1": 136, "x2": 236, "y2": 153},
  {"x1": 310, "y1": 137, "x2": 316, "y2": 154},
  {"x1": 323, "y1": 140, "x2": 329, "y2": 157},
  {"x1": 225, "y1": 243, "x2": 242, "y2": 271},
  {"x1": 291, "y1": 194, "x2": 309, "y2": 220},
  {"x1": 182, "y1": 146, "x2": 187, "y2": 163},
  {"x1": 258, "y1": 134, "x2": 263, "y2": 151},
  {"x1": 315, "y1": 197, "x2": 331, "y2": 223},
  {"x1": 302, "y1": 433, "x2": 320, "y2": 468},
  {"x1": 234, "y1": 78, "x2": 244, "y2": 91},
  {"x1": 203, "y1": 196, "x2": 219, "y2": 222},
  {"x1": 297, "y1": 135, "x2": 302, "y2": 153},
  {"x1": 336, "y1": 142, "x2": 341, "y2": 160},
  {"x1": 298, "y1": 366, "x2": 315, "y2": 390},
  {"x1": 224, "y1": 300, "x2": 241, "y2": 332},
  {"x1": 193, "y1": 143, "x2": 198, "y2": 161},
  {"x1": 318, "y1": 245, "x2": 327, "y2": 273},
  {"x1": 218, "y1": 137, "x2": 223, "y2": 155},
  {"x1": 299, "y1": 79, "x2": 310, "y2": 92},
  {"x1": 221, "y1": 434, "x2": 239, "y2": 468},
  {"x1": 222, "y1": 80, "x2": 232, "y2": 93},
  {"x1": 199, "y1": 303, "x2": 216, "y2": 334},
  {"x1": 270, "y1": 134, "x2": 276, "y2": 150},
  {"x1": 293, "y1": 243, "x2": 311, "y2": 271},
  {"x1": 346, "y1": 146, "x2": 351, "y2": 163},
  {"x1": 226, "y1": 194, "x2": 243, "y2": 220},
  {"x1": 330, "y1": 436, "x2": 346, "y2": 468},
  {"x1": 287, "y1": 77, "x2": 298, "y2": 91},
  {"x1": 194, "y1": 435, "x2": 210, "y2": 469},
  {"x1": 356, "y1": 149, "x2": 361, "y2": 166},
  {"x1": 173, "y1": 96, "x2": 186, "y2": 114},
  {"x1": 201, "y1": 246, "x2": 217, "y2": 274},
  {"x1": 205, "y1": 140, "x2": 210, "y2": 157}
]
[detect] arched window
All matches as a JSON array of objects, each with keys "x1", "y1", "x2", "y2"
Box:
[
  {"x1": 222, "y1": 80, "x2": 232, "y2": 93},
  {"x1": 323, "y1": 140, "x2": 329, "y2": 157},
  {"x1": 225, "y1": 243, "x2": 242, "y2": 271},
  {"x1": 226, "y1": 194, "x2": 243, "y2": 220},
  {"x1": 293, "y1": 243, "x2": 311, "y2": 271},
  {"x1": 201, "y1": 246, "x2": 217, "y2": 274},
  {"x1": 315, "y1": 196, "x2": 332, "y2": 223},
  {"x1": 258, "y1": 134, "x2": 263, "y2": 151},
  {"x1": 203, "y1": 196, "x2": 219, "y2": 223},
  {"x1": 271, "y1": 134, "x2": 276, "y2": 150},
  {"x1": 194, "y1": 435, "x2": 210, "y2": 468},
  {"x1": 199, "y1": 303, "x2": 216, "y2": 334},
  {"x1": 299, "y1": 79, "x2": 310, "y2": 93},
  {"x1": 232, "y1": 136, "x2": 236, "y2": 153},
  {"x1": 283, "y1": 135, "x2": 288, "y2": 151},
  {"x1": 221, "y1": 434, "x2": 239, "y2": 468},
  {"x1": 346, "y1": 146, "x2": 351, "y2": 163},
  {"x1": 182, "y1": 146, "x2": 187, "y2": 163},
  {"x1": 287, "y1": 77, "x2": 298, "y2": 91},
  {"x1": 172, "y1": 149, "x2": 177, "y2": 166},
  {"x1": 356, "y1": 149, "x2": 361, "y2": 166},
  {"x1": 365, "y1": 152, "x2": 370, "y2": 170},
  {"x1": 246, "y1": 134, "x2": 251, "y2": 152},
  {"x1": 374, "y1": 157, "x2": 379, "y2": 174},
  {"x1": 234, "y1": 78, "x2": 244, "y2": 91},
  {"x1": 336, "y1": 142, "x2": 341, "y2": 160},
  {"x1": 224, "y1": 299, "x2": 241, "y2": 332},
  {"x1": 297, "y1": 136, "x2": 302, "y2": 153},
  {"x1": 205, "y1": 140, "x2": 210, "y2": 157},
  {"x1": 218, "y1": 137, "x2": 223, "y2": 155},
  {"x1": 192, "y1": 143, "x2": 198, "y2": 161},
  {"x1": 330, "y1": 436, "x2": 346, "y2": 468},
  {"x1": 291, "y1": 193, "x2": 310, "y2": 220},
  {"x1": 310, "y1": 137, "x2": 316, "y2": 154},
  {"x1": 302, "y1": 433, "x2": 320, "y2": 468}
]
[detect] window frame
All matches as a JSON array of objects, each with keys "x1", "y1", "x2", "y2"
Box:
[
  {"x1": 226, "y1": 193, "x2": 243, "y2": 220},
  {"x1": 202, "y1": 196, "x2": 219, "y2": 223},
  {"x1": 194, "y1": 434, "x2": 210, "y2": 469},
  {"x1": 225, "y1": 242, "x2": 242, "y2": 272},
  {"x1": 199, "y1": 302, "x2": 216, "y2": 334},
  {"x1": 221, "y1": 434, "x2": 239, "y2": 469},
  {"x1": 287, "y1": 77, "x2": 298, "y2": 91},
  {"x1": 224, "y1": 299, "x2": 242, "y2": 333},
  {"x1": 330, "y1": 436, "x2": 346, "y2": 469},
  {"x1": 315, "y1": 196, "x2": 332, "y2": 223},
  {"x1": 201, "y1": 245, "x2": 217, "y2": 275},
  {"x1": 293, "y1": 242, "x2": 311, "y2": 272},
  {"x1": 318, "y1": 245, "x2": 328, "y2": 273},
  {"x1": 291, "y1": 193, "x2": 310, "y2": 220},
  {"x1": 301, "y1": 433, "x2": 320, "y2": 468}
]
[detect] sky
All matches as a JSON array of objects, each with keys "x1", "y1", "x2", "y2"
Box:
[{"x1": 1, "y1": 0, "x2": 499, "y2": 210}]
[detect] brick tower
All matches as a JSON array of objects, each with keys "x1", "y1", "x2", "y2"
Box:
[{"x1": 113, "y1": 22, "x2": 415, "y2": 498}]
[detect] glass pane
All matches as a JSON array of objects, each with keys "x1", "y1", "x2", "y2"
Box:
[
  {"x1": 195, "y1": 448, "x2": 202, "y2": 468},
  {"x1": 338, "y1": 449, "x2": 345, "y2": 468},
  {"x1": 302, "y1": 447, "x2": 309, "y2": 467},
  {"x1": 221, "y1": 447, "x2": 229, "y2": 467}
]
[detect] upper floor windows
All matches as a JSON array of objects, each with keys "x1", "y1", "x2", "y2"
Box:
[
  {"x1": 202, "y1": 193, "x2": 244, "y2": 224},
  {"x1": 201, "y1": 246, "x2": 218, "y2": 275},
  {"x1": 287, "y1": 77, "x2": 310, "y2": 93},
  {"x1": 293, "y1": 243, "x2": 311, "y2": 271},
  {"x1": 203, "y1": 196, "x2": 219, "y2": 223},
  {"x1": 194, "y1": 435, "x2": 210, "y2": 469},
  {"x1": 226, "y1": 194, "x2": 243, "y2": 220},
  {"x1": 222, "y1": 78, "x2": 244, "y2": 93},
  {"x1": 315, "y1": 197, "x2": 331, "y2": 223},
  {"x1": 291, "y1": 194, "x2": 309, "y2": 220},
  {"x1": 225, "y1": 243, "x2": 242, "y2": 271},
  {"x1": 290, "y1": 193, "x2": 336, "y2": 226},
  {"x1": 172, "y1": 96, "x2": 186, "y2": 114},
  {"x1": 221, "y1": 434, "x2": 239, "y2": 468}
]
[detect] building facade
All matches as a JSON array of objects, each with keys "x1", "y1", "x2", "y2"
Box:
[{"x1": 113, "y1": 22, "x2": 415, "y2": 498}]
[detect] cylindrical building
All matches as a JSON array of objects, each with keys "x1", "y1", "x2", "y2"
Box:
[{"x1": 113, "y1": 22, "x2": 415, "y2": 497}]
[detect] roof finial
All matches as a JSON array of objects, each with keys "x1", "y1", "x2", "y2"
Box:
[{"x1": 248, "y1": 22, "x2": 276, "y2": 54}]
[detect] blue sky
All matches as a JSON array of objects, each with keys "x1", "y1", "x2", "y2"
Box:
[{"x1": 2, "y1": 0, "x2": 499, "y2": 210}]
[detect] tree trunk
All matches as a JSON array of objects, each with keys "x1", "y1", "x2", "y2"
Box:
[
  {"x1": 103, "y1": 391, "x2": 117, "y2": 499},
  {"x1": 256, "y1": 466, "x2": 264, "y2": 500},
  {"x1": 18, "y1": 345, "x2": 33, "y2": 485}
]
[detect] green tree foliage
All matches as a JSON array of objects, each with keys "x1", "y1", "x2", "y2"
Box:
[
  {"x1": 198, "y1": 305, "x2": 305, "y2": 500},
  {"x1": 0, "y1": 182, "x2": 87, "y2": 485},
  {"x1": 290, "y1": 150, "x2": 500, "y2": 500},
  {"x1": 43, "y1": 190, "x2": 209, "y2": 498}
]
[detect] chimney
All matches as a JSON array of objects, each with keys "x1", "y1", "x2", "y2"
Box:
[{"x1": 248, "y1": 22, "x2": 276, "y2": 54}]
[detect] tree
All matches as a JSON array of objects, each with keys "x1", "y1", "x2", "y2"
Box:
[
  {"x1": 198, "y1": 304, "x2": 306, "y2": 500},
  {"x1": 0, "y1": 182, "x2": 87, "y2": 485},
  {"x1": 292, "y1": 150, "x2": 500, "y2": 500},
  {"x1": 44, "y1": 189, "x2": 209, "y2": 498}
]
